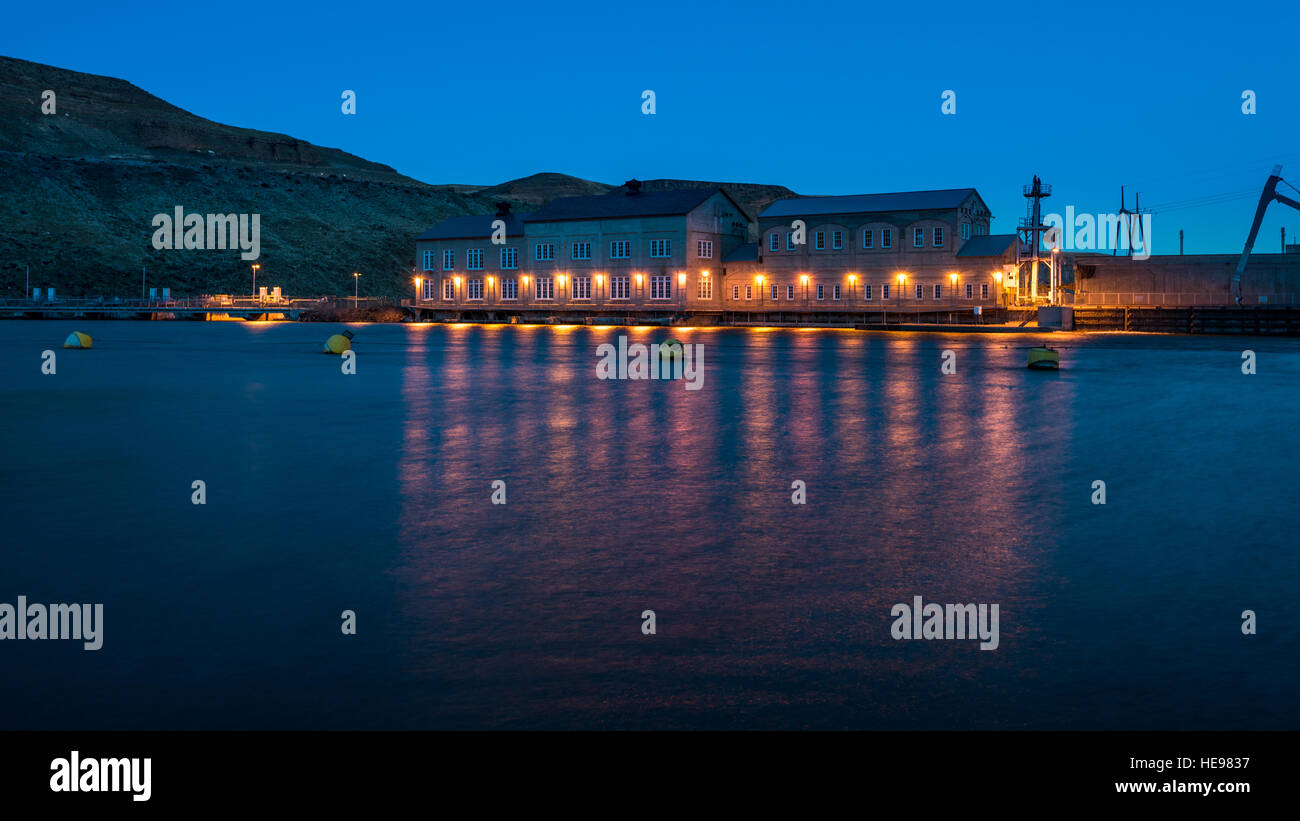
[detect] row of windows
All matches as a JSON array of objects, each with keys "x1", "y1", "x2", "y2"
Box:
[
  {"x1": 729, "y1": 282, "x2": 991, "y2": 300},
  {"x1": 768, "y1": 225, "x2": 989, "y2": 252},
  {"x1": 423, "y1": 240, "x2": 714, "y2": 271},
  {"x1": 433, "y1": 275, "x2": 707, "y2": 301}
]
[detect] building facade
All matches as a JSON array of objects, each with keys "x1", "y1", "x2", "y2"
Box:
[{"x1": 413, "y1": 184, "x2": 750, "y2": 313}]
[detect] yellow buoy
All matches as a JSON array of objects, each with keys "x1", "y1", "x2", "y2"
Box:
[
  {"x1": 323, "y1": 330, "x2": 354, "y2": 354},
  {"x1": 660, "y1": 338, "x2": 683, "y2": 360},
  {"x1": 63, "y1": 331, "x2": 92, "y2": 349}
]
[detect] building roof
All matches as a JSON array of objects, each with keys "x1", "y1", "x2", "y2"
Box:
[
  {"x1": 759, "y1": 189, "x2": 980, "y2": 219},
  {"x1": 416, "y1": 213, "x2": 530, "y2": 241},
  {"x1": 525, "y1": 187, "x2": 739, "y2": 223},
  {"x1": 723, "y1": 242, "x2": 758, "y2": 263},
  {"x1": 955, "y1": 234, "x2": 1019, "y2": 257}
]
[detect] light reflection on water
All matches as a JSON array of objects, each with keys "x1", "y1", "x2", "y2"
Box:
[{"x1": 0, "y1": 321, "x2": 1297, "y2": 729}]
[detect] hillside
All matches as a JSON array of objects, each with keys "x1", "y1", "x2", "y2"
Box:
[{"x1": 0, "y1": 56, "x2": 799, "y2": 297}]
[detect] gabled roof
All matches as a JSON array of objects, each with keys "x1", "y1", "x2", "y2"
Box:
[
  {"x1": 417, "y1": 213, "x2": 530, "y2": 241},
  {"x1": 760, "y1": 188, "x2": 980, "y2": 219},
  {"x1": 525, "y1": 187, "x2": 743, "y2": 223},
  {"x1": 956, "y1": 234, "x2": 1019, "y2": 257},
  {"x1": 723, "y1": 242, "x2": 758, "y2": 263}
]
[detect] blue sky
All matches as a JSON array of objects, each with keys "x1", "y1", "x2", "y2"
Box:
[{"x1": 4, "y1": 0, "x2": 1300, "y2": 253}]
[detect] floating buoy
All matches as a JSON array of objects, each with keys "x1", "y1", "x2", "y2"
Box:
[
  {"x1": 323, "y1": 330, "x2": 354, "y2": 354},
  {"x1": 63, "y1": 331, "x2": 92, "y2": 349},
  {"x1": 1027, "y1": 346, "x2": 1059, "y2": 370}
]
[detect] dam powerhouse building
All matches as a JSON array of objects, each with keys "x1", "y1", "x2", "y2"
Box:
[{"x1": 410, "y1": 179, "x2": 1300, "y2": 327}]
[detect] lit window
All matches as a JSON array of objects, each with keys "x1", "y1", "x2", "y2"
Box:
[
  {"x1": 442, "y1": 279, "x2": 454, "y2": 300},
  {"x1": 697, "y1": 240, "x2": 713, "y2": 259},
  {"x1": 422, "y1": 279, "x2": 435, "y2": 300},
  {"x1": 573, "y1": 276, "x2": 591, "y2": 300},
  {"x1": 610, "y1": 275, "x2": 629, "y2": 299},
  {"x1": 501, "y1": 278, "x2": 518, "y2": 300},
  {"x1": 697, "y1": 277, "x2": 712, "y2": 299},
  {"x1": 732, "y1": 285, "x2": 739, "y2": 299},
  {"x1": 535, "y1": 276, "x2": 554, "y2": 300}
]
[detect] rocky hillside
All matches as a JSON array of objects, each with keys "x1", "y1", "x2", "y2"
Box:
[{"x1": 0, "y1": 56, "x2": 798, "y2": 297}]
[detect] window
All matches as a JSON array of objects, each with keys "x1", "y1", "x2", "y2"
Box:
[
  {"x1": 864, "y1": 284, "x2": 873, "y2": 300},
  {"x1": 422, "y1": 250, "x2": 435, "y2": 271},
  {"x1": 786, "y1": 233, "x2": 795, "y2": 251},
  {"x1": 697, "y1": 240, "x2": 713, "y2": 259},
  {"x1": 535, "y1": 243, "x2": 554, "y2": 261},
  {"x1": 915, "y1": 283, "x2": 923, "y2": 299},
  {"x1": 863, "y1": 229, "x2": 873, "y2": 249},
  {"x1": 442, "y1": 279, "x2": 454, "y2": 300},
  {"x1": 786, "y1": 284, "x2": 794, "y2": 300},
  {"x1": 832, "y1": 230, "x2": 843, "y2": 250},
  {"x1": 882, "y1": 283, "x2": 890, "y2": 299},
  {"x1": 965, "y1": 283, "x2": 973, "y2": 299},
  {"x1": 933, "y1": 227, "x2": 944, "y2": 247},
  {"x1": 771, "y1": 284, "x2": 778, "y2": 300},
  {"x1": 732, "y1": 285, "x2": 739, "y2": 299},
  {"x1": 421, "y1": 279, "x2": 435, "y2": 300},
  {"x1": 535, "y1": 276, "x2": 554, "y2": 300},
  {"x1": 500, "y1": 247, "x2": 518, "y2": 269},
  {"x1": 745, "y1": 285, "x2": 752, "y2": 300},
  {"x1": 610, "y1": 240, "x2": 631, "y2": 259},
  {"x1": 610, "y1": 275, "x2": 629, "y2": 300},
  {"x1": 914, "y1": 227, "x2": 924, "y2": 247},
  {"x1": 933, "y1": 284, "x2": 941, "y2": 299},
  {"x1": 443, "y1": 249, "x2": 455, "y2": 270},
  {"x1": 833, "y1": 284, "x2": 841, "y2": 300},
  {"x1": 571, "y1": 242, "x2": 591, "y2": 260},
  {"x1": 467, "y1": 278, "x2": 483, "y2": 300},
  {"x1": 769, "y1": 233, "x2": 779, "y2": 252},
  {"x1": 467, "y1": 249, "x2": 483, "y2": 270},
  {"x1": 573, "y1": 276, "x2": 591, "y2": 300},
  {"x1": 502, "y1": 278, "x2": 518, "y2": 300},
  {"x1": 981, "y1": 283, "x2": 989, "y2": 299},
  {"x1": 816, "y1": 284, "x2": 824, "y2": 300},
  {"x1": 649, "y1": 239, "x2": 671, "y2": 258},
  {"x1": 882, "y1": 229, "x2": 892, "y2": 248},
  {"x1": 976, "y1": 224, "x2": 987, "y2": 236},
  {"x1": 815, "y1": 231, "x2": 825, "y2": 250},
  {"x1": 961, "y1": 223, "x2": 970, "y2": 240},
  {"x1": 650, "y1": 275, "x2": 672, "y2": 300},
  {"x1": 698, "y1": 277, "x2": 712, "y2": 299}
]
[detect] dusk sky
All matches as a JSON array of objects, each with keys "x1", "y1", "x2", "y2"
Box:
[{"x1": 5, "y1": 0, "x2": 1300, "y2": 253}]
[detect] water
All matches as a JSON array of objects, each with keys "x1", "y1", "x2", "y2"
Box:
[{"x1": 1, "y1": 320, "x2": 1297, "y2": 730}]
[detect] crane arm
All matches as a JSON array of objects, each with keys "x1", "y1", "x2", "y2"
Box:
[{"x1": 1233, "y1": 165, "x2": 1300, "y2": 302}]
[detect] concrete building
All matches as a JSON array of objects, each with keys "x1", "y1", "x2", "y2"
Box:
[
  {"x1": 413, "y1": 182, "x2": 750, "y2": 314},
  {"x1": 720, "y1": 189, "x2": 1017, "y2": 313}
]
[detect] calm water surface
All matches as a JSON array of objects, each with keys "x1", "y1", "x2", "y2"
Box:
[{"x1": 1, "y1": 320, "x2": 1297, "y2": 729}]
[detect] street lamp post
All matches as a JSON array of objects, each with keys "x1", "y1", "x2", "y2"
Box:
[
  {"x1": 251, "y1": 263, "x2": 260, "y2": 300},
  {"x1": 352, "y1": 271, "x2": 361, "y2": 308}
]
